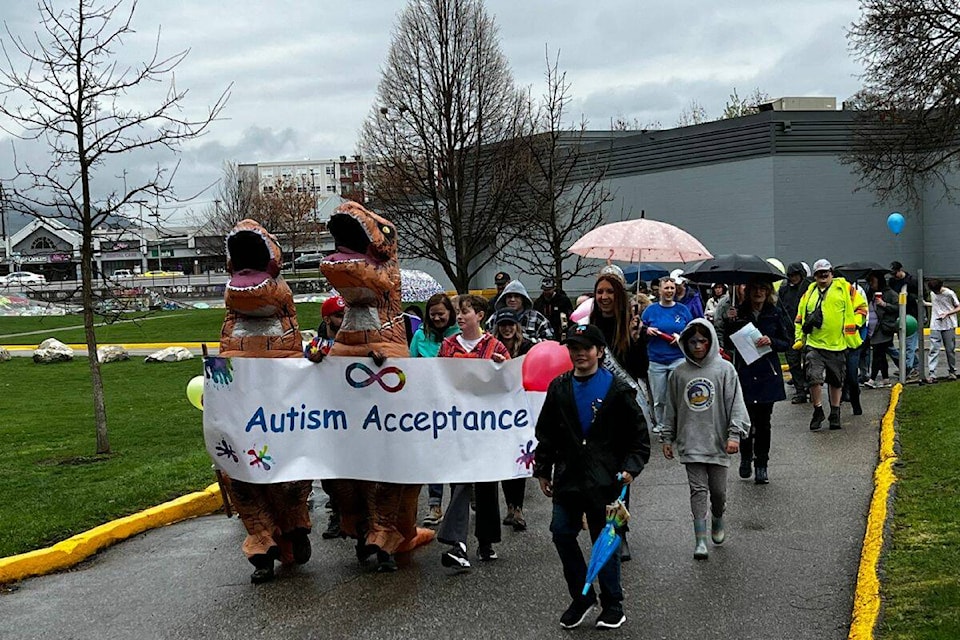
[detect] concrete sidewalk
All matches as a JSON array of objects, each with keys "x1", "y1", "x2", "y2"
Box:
[{"x1": 1, "y1": 391, "x2": 888, "y2": 640}]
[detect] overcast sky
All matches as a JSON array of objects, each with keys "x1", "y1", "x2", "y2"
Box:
[{"x1": 0, "y1": 0, "x2": 865, "y2": 225}]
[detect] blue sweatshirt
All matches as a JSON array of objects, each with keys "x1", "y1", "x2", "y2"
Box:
[{"x1": 641, "y1": 302, "x2": 692, "y2": 364}]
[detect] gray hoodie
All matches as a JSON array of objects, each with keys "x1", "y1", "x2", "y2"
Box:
[{"x1": 660, "y1": 318, "x2": 750, "y2": 467}]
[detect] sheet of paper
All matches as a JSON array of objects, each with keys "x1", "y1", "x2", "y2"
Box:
[{"x1": 729, "y1": 321, "x2": 772, "y2": 365}]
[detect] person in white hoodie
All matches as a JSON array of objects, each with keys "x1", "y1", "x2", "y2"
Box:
[{"x1": 660, "y1": 318, "x2": 750, "y2": 560}]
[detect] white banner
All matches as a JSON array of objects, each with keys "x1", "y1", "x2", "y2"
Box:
[{"x1": 202, "y1": 356, "x2": 545, "y2": 484}]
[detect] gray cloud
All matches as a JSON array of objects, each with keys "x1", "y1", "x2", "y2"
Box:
[{"x1": 0, "y1": 0, "x2": 866, "y2": 223}]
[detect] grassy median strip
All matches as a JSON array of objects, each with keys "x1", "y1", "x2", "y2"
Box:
[
  {"x1": 0, "y1": 358, "x2": 212, "y2": 558},
  {"x1": 880, "y1": 383, "x2": 960, "y2": 639},
  {"x1": 0, "y1": 303, "x2": 323, "y2": 345}
]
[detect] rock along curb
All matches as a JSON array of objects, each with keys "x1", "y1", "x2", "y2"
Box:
[
  {"x1": 0, "y1": 483, "x2": 223, "y2": 584},
  {"x1": 848, "y1": 383, "x2": 902, "y2": 640}
]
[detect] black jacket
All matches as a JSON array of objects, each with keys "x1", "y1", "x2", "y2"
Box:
[
  {"x1": 724, "y1": 301, "x2": 789, "y2": 405},
  {"x1": 533, "y1": 372, "x2": 650, "y2": 505},
  {"x1": 533, "y1": 289, "x2": 574, "y2": 339}
]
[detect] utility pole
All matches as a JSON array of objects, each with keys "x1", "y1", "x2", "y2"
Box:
[{"x1": 0, "y1": 182, "x2": 8, "y2": 273}]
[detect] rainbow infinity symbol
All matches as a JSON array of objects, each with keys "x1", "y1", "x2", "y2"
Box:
[{"x1": 345, "y1": 362, "x2": 407, "y2": 392}]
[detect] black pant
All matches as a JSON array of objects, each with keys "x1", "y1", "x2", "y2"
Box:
[
  {"x1": 501, "y1": 478, "x2": 526, "y2": 508},
  {"x1": 871, "y1": 341, "x2": 892, "y2": 380},
  {"x1": 785, "y1": 347, "x2": 806, "y2": 396},
  {"x1": 843, "y1": 348, "x2": 861, "y2": 412},
  {"x1": 743, "y1": 403, "x2": 773, "y2": 467}
]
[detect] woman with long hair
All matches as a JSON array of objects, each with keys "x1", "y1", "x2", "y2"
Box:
[
  {"x1": 588, "y1": 268, "x2": 648, "y2": 381},
  {"x1": 409, "y1": 293, "x2": 460, "y2": 526}
]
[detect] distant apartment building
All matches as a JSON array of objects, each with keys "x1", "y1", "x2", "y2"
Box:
[{"x1": 238, "y1": 156, "x2": 366, "y2": 214}]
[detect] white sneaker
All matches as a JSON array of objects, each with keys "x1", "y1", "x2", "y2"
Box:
[{"x1": 863, "y1": 379, "x2": 878, "y2": 389}]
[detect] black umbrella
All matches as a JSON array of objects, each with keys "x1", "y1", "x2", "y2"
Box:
[
  {"x1": 682, "y1": 254, "x2": 787, "y2": 286},
  {"x1": 834, "y1": 261, "x2": 889, "y2": 282}
]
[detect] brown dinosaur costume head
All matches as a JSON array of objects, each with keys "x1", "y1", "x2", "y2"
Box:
[
  {"x1": 219, "y1": 219, "x2": 301, "y2": 357},
  {"x1": 321, "y1": 202, "x2": 407, "y2": 357}
]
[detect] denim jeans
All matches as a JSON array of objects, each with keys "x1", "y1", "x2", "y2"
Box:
[
  {"x1": 427, "y1": 484, "x2": 443, "y2": 507},
  {"x1": 550, "y1": 498, "x2": 623, "y2": 607},
  {"x1": 928, "y1": 329, "x2": 957, "y2": 375},
  {"x1": 647, "y1": 358, "x2": 684, "y2": 430}
]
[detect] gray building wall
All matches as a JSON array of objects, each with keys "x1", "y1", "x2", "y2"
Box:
[{"x1": 399, "y1": 111, "x2": 960, "y2": 296}]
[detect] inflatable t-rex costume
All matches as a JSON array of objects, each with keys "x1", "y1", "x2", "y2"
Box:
[
  {"x1": 320, "y1": 201, "x2": 434, "y2": 571},
  {"x1": 217, "y1": 219, "x2": 312, "y2": 584}
]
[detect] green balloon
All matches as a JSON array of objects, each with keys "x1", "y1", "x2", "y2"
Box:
[
  {"x1": 905, "y1": 315, "x2": 918, "y2": 337},
  {"x1": 186, "y1": 375, "x2": 204, "y2": 411}
]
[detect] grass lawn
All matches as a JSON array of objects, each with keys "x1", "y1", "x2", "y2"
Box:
[
  {"x1": 0, "y1": 357, "x2": 213, "y2": 558},
  {"x1": 880, "y1": 383, "x2": 960, "y2": 639},
  {"x1": 0, "y1": 304, "x2": 324, "y2": 345}
]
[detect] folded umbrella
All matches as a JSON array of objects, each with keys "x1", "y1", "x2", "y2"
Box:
[{"x1": 582, "y1": 484, "x2": 631, "y2": 596}]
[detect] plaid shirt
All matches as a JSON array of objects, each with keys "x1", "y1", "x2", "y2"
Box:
[{"x1": 488, "y1": 308, "x2": 554, "y2": 342}]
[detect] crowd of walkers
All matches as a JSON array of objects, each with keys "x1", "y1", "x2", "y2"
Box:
[{"x1": 303, "y1": 260, "x2": 957, "y2": 631}]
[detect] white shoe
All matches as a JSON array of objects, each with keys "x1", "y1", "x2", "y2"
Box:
[{"x1": 863, "y1": 379, "x2": 878, "y2": 389}]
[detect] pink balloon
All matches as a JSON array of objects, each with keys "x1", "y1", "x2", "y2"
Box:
[
  {"x1": 522, "y1": 341, "x2": 573, "y2": 391},
  {"x1": 570, "y1": 298, "x2": 593, "y2": 323}
]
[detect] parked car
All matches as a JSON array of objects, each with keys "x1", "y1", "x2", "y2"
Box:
[
  {"x1": 283, "y1": 253, "x2": 324, "y2": 271},
  {"x1": 142, "y1": 270, "x2": 181, "y2": 278},
  {"x1": 1, "y1": 271, "x2": 47, "y2": 286},
  {"x1": 112, "y1": 269, "x2": 135, "y2": 279}
]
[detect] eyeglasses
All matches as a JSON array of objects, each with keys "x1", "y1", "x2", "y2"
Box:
[
  {"x1": 815, "y1": 271, "x2": 831, "y2": 278},
  {"x1": 687, "y1": 337, "x2": 709, "y2": 346}
]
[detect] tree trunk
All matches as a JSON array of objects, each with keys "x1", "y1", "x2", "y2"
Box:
[{"x1": 81, "y1": 222, "x2": 110, "y2": 454}]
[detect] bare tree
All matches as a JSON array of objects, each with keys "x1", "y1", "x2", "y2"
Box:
[
  {"x1": 504, "y1": 49, "x2": 613, "y2": 287},
  {"x1": 720, "y1": 87, "x2": 770, "y2": 119},
  {"x1": 250, "y1": 175, "x2": 317, "y2": 274},
  {"x1": 0, "y1": 0, "x2": 229, "y2": 454},
  {"x1": 846, "y1": 1, "x2": 960, "y2": 203},
  {"x1": 360, "y1": 0, "x2": 528, "y2": 292},
  {"x1": 192, "y1": 161, "x2": 257, "y2": 257},
  {"x1": 676, "y1": 99, "x2": 709, "y2": 127}
]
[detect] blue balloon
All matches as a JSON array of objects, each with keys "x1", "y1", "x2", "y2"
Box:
[{"x1": 887, "y1": 212, "x2": 905, "y2": 235}]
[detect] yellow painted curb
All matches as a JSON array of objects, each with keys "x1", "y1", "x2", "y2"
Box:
[
  {"x1": 848, "y1": 383, "x2": 902, "y2": 640},
  {"x1": 2, "y1": 342, "x2": 214, "y2": 351},
  {"x1": 0, "y1": 483, "x2": 223, "y2": 584}
]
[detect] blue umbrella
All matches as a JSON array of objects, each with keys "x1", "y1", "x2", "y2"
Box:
[
  {"x1": 582, "y1": 484, "x2": 630, "y2": 596},
  {"x1": 621, "y1": 263, "x2": 669, "y2": 285}
]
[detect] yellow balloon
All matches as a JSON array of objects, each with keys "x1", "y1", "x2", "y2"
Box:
[{"x1": 186, "y1": 375, "x2": 204, "y2": 411}]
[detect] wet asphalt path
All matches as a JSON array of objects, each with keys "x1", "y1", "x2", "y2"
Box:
[{"x1": 1, "y1": 389, "x2": 887, "y2": 640}]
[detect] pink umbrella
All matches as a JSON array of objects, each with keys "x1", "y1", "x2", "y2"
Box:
[{"x1": 568, "y1": 219, "x2": 712, "y2": 263}]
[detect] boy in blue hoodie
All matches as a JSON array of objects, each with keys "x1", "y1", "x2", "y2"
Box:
[{"x1": 661, "y1": 318, "x2": 750, "y2": 560}]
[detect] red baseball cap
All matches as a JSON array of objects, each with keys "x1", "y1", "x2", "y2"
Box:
[{"x1": 321, "y1": 295, "x2": 345, "y2": 318}]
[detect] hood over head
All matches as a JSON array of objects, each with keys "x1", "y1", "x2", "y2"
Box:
[
  {"x1": 678, "y1": 317, "x2": 720, "y2": 367},
  {"x1": 496, "y1": 280, "x2": 533, "y2": 310},
  {"x1": 786, "y1": 262, "x2": 806, "y2": 277}
]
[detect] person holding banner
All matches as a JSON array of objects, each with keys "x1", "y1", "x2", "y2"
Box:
[
  {"x1": 437, "y1": 295, "x2": 509, "y2": 570},
  {"x1": 493, "y1": 310, "x2": 535, "y2": 532},
  {"x1": 534, "y1": 323, "x2": 650, "y2": 630},
  {"x1": 409, "y1": 293, "x2": 461, "y2": 527},
  {"x1": 304, "y1": 295, "x2": 346, "y2": 539}
]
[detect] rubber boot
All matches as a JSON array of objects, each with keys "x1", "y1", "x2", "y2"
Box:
[
  {"x1": 693, "y1": 519, "x2": 709, "y2": 560},
  {"x1": 711, "y1": 516, "x2": 725, "y2": 544}
]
